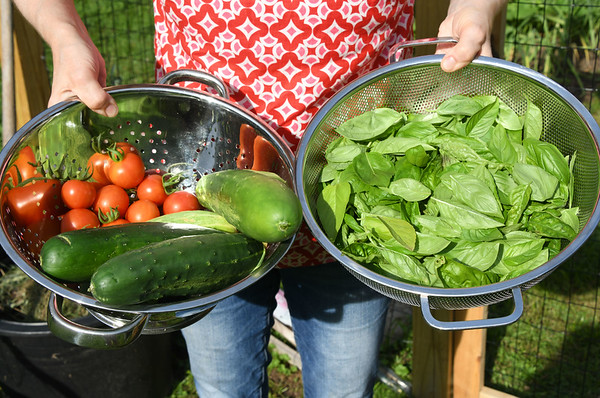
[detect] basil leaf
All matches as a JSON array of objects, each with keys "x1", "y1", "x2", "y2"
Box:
[
  {"x1": 362, "y1": 214, "x2": 416, "y2": 251},
  {"x1": 512, "y1": 163, "x2": 559, "y2": 202},
  {"x1": 376, "y1": 249, "x2": 438, "y2": 286},
  {"x1": 466, "y1": 98, "x2": 499, "y2": 140},
  {"x1": 316, "y1": 181, "x2": 351, "y2": 240},
  {"x1": 406, "y1": 145, "x2": 430, "y2": 167},
  {"x1": 506, "y1": 184, "x2": 532, "y2": 226},
  {"x1": 324, "y1": 140, "x2": 363, "y2": 164},
  {"x1": 439, "y1": 173, "x2": 504, "y2": 219},
  {"x1": 371, "y1": 136, "x2": 435, "y2": 154},
  {"x1": 336, "y1": 108, "x2": 405, "y2": 141},
  {"x1": 439, "y1": 259, "x2": 499, "y2": 288},
  {"x1": 489, "y1": 124, "x2": 519, "y2": 164},
  {"x1": 523, "y1": 138, "x2": 570, "y2": 184},
  {"x1": 353, "y1": 152, "x2": 395, "y2": 187},
  {"x1": 524, "y1": 100, "x2": 543, "y2": 140},
  {"x1": 394, "y1": 157, "x2": 423, "y2": 181},
  {"x1": 447, "y1": 241, "x2": 501, "y2": 271},
  {"x1": 397, "y1": 121, "x2": 439, "y2": 142},
  {"x1": 437, "y1": 95, "x2": 482, "y2": 116},
  {"x1": 497, "y1": 101, "x2": 523, "y2": 130},
  {"x1": 526, "y1": 211, "x2": 577, "y2": 240},
  {"x1": 429, "y1": 197, "x2": 505, "y2": 229},
  {"x1": 414, "y1": 215, "x2": 462, "y2": 239},
  {"x1": 389, "y1": 178, "x2": 432, "y2": 202},
  {"x1": 500, "y1": 238, "x2": 546, "y2": 267}
]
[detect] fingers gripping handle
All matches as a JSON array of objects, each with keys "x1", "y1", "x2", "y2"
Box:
[
  {"x1": 419, "y1": 287, "x2": 524, "y2": 331},
  {"x1": 389, "y1": 36, "x2": 458, "y2": 63}
]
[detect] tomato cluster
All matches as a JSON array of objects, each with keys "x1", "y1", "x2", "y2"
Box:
[
  {"x1": 60, "y1": 141, "x2": 200, "y2": 232},
  {"x1": 4, "y1": 142, "x2": 201, "y2": 241}
]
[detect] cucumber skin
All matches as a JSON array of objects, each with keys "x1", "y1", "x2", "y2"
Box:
[
  {"x1": 149, "y1": 210, "x2": 237, "y2": 233},
  {"x1": 89, "y1": 232, "x2": 265, "y2": 306},
  {"x1": 40, "y1": 223, "x2": 221, "y2": 282},
  {"x1": 195, "y1": 170, "x2": 302, "y2": 243}
]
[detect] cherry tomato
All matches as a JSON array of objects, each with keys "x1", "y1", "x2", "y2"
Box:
[
  {"x1": 93, "y1": 184, "x2": 130, "y2": 216},
  {"x1": 87, "y1": 152, "x2": 112, "y2": 187},
  {"x1": 102, "y1": 218, "x2": 130, "y2": 227},
  {"x1": 6, "y1": 179, "x2": 65, "y2": 227},
  {"x1": 107, "y1": 152, "x2": 146, "y2": 189},
  {"x1": 61, "y1": 180, "x2": 96, "y2": 209},
  {"x1": 162, "y1": 191, "x2": 201, "y2": 214},
  {"x1": 137, "y1": 174, "x2": 168, "y2": 205},
  {"x1": 6, "y1": 146, "x2": 42, "y2": 185},
  {"x1": 125, "y1": 199, "x2": 160, "y2": 222},
  {"x1": 115, "y1": 142, "x2": 139, "y2": 156},
  {"x1": 61, "y1": 208, "x2": 100, "y2": 232}
]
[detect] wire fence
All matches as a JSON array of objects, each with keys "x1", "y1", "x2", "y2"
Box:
[{"x1": 485, "y1": 1, "x2": 600, "y2": 397}]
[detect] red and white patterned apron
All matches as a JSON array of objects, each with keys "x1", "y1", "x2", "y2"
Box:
[{"x1": 154, "y1": 0, "x2": 414, "y2": 267}]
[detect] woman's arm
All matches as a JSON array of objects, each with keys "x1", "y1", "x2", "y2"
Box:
[
  {"x1": 12, "y1": 0, "x2": 117, "y2": 115},
  {"x1": 436, "y1": 0, "x2": 508, "y2": 72}
]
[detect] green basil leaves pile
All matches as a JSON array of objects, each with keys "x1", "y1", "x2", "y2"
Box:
[{"x1": 316, "y1": 94, "x2": 579, "y2": 288}]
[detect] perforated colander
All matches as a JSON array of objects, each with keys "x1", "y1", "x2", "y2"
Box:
[
  {"x1": 0, "y1": 70, "x2": 296, "y2": 348},
  {"x1": 296, "y1": 55, "x2": 600, "y2": 330}
]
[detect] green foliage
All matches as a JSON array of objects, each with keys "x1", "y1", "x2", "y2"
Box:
[{"x1": 316, "y1": 95, "x2": 577, "y2": 289}]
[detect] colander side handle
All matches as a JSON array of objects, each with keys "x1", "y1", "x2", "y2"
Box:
[
  {"x1": 158, "y1": 69, "x2": 230, "y2": 99},
  {"x1": 389, "y1": 36, "x2": 458, "y2": 63},
  {"x1": 47, "y1": 293, "x2": 149, "y2": 350},
  {"x1": 419, "y1": 287, "x2": 524, "y2": 331}
]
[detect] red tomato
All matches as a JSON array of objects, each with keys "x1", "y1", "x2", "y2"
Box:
[
  {"x1": 6, "y1": 179, "x2": 65, "y2": 227},
  {"x1": 93, "y1": 184, "x2": 130, "y2": 217},
  {"x1": 61, "y1": 180, "x2": 96, "y2": 209},
  {"x1": 162, "y1": 191, "x2": 201, "y2": 214},
  {"x1": 137, "y1": 174, "x2": 168, "y2": 205},
  {"x1": 22, "y1": 216, "x2": 62, "y2": 256},
  {"x1": 6, "y1": 146, "x2": 42, "y2": 185},
  {"x1": 102, "y1": 218, "x2": 130, "y2": 227},
  {"x1": 87, "y1": 152, "x2": 112, "y2": 187},
  {"x1": 60, "y1": 208, "x2": 100, "y2": 232},
  {"x1": 107, "y1": 152, "x2": 146, "y2": 189},
  {"x1": 115, "y1": 142, "x2": 139, "y2": 155},
  {"x1": 125, "y1": 199, "x2": 160, "y2": 222}
]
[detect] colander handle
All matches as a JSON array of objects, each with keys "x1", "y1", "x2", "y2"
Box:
[
  {"x1": 389, "y1": 36, "x2": 458, "y2": 63},
  {"x1": 158, "y1": 69, "x2": 230, "y2": 99},
  {"x1": 47, "y1": 293, "x2": 149, "y2": 349},
  {"x1": 419, "y1": 287, "x2": 524, "y2": 330}
]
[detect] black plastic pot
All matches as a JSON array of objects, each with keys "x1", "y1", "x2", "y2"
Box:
[{"x1": 0, "y1": 317, "x2": 177, "y2": 398}]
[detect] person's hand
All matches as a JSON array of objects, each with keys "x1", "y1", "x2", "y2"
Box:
[
  {"x1": 436, "y1": 0, "x2": 506, "y2": 72},
  {"x1": 48, "y1": 36, "x2": 118, "y2": 117}
]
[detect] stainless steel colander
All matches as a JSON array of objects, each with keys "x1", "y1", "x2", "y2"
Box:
[
  {"x1": 296, "y1": 55, "x2": 600, "y2": 330},
  {"x1": 0, "y1": 70, "x2": 296, "y2": 348}
]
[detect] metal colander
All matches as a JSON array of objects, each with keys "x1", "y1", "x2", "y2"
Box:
[
  {"x1": 296, "y1": 55, "x2": 600, "y2": 330},
  {"x1": 0, "y1": 70, "x2": 296, "y2": 347}
]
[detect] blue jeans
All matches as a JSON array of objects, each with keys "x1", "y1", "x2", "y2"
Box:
[{"x1": 181, "y1": 262, "x2": 390, "y2": 398}]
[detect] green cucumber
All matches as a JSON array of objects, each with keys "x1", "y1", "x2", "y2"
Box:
[
  {"x1": 89, "y1": 232, "x2": 265, "y2": 306},
  {"x1": 150, "y1": 210, "x2": 237, "y2": 233},
  {"x1": 195, "y1": 169, "x2": 302, "y2": 243},
  {"x1": 40, "y1": 222, "x2": 221, "y2": 282}
]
